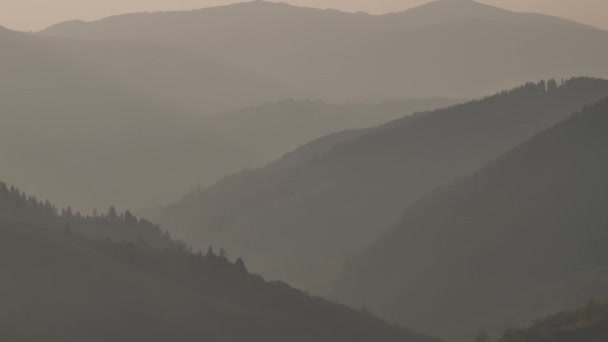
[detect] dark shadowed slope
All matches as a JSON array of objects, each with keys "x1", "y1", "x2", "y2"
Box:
[
  {"x1": 0, "y1": 181, "x2": 184, "y2": 251},
  {"x1": 336, "y1": 98, "x2": 608, "y2": 340},
  {"x1": 0, "y1": 220, "x2": 439, "y2": 342},
  {"x1": 41, "y1": 0, "x2": 608, "y2": 100},
  {"x1": 0, "y1": 182, "x2": 437, "y2": 342},
  {"x1": 158, "y1": 78, "x2": 608, "y2": 294},
  {"x1": 496, "y1": 300, "x2": 608, "y2": 342}
]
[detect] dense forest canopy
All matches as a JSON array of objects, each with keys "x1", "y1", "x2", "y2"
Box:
[
  {"x1": 0, "y1": 180, "x2": 436, "y2": 342},
  {"x1": 0, "y1": 181, "x2": 182, "y2": 251}
]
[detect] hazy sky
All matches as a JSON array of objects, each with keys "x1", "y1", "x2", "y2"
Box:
[{"x1": 1, "y1": 0, "x2": 607, "y2": 31}]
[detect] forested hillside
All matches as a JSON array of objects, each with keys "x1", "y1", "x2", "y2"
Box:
[
  {"x1": 497, "y1": 300, "x2": 608, "y2": 342},
  {"x1": 3, "y1": 0, "x2": 608, "y2": 341},
  {"x1": 336, "y1": 98, "x2": 608, "y2": 340},
  {"x1": 0, "y1": 181, "x2": 181, "y2": 251},
  {"x1": 0, "y1": 181, "x2": 437, "y2": 342},
  {"x1": 159, "y1": 78, "x2": 608, "y2": 293}
]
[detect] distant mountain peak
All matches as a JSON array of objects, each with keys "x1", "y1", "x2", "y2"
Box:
[
  {"x1": 234, "y1": 0, "x2": 282, "y2": 7},
  {"x1": 409, "y1": 0, "x2": 502, "y2": 12},
  {"x1": 220, "y1": 0, "x2": 348, "y2": 14}
]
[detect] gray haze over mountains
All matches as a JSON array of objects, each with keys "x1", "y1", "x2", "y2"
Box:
[
  {"x1": 4, "y1": 0, "x2": 608, "y2": 211},
  {"x1": 41, "y1": 0, "x2": 608, "y2": 102},
  {"x1": 2, "y1": 0, "x2": 608, "y2": 341},
  {"x1": 1, "y1": 23, "x2": 452, "y2": 210},
  {"x1": 0, "y1": 25, "x2": 451, "y2": 210},
  {"x1": 336, "y1": 92, "x2": 608, "y2": 340},
  {"x1": 5, "y1": 0, "x2": 608, "y2": 31},
  {"x1": 157, "y1": 78, "x2": 608, "y2": 294}
]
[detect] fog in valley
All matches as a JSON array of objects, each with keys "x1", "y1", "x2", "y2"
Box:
[{"x1": 1, "y1": 1, "x2": 608, "y2": 341}]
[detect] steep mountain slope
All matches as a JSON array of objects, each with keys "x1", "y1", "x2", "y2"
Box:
[
  {"x1": 0, "y1": 220, "x2": 221, "y2": 342},
  {"x1": 497, "y1": 300, "x2": 608, "y2": 342},
  {"x1": 41, "y1": 0, "x2": 608, "y2": 100},
  {"x1": 158, "y1": 78, "x2": 608, "y2": 293},
  {"x1": 0, "y1": 220, "x2": 441, "y2": 342},
  {"x1": 0, "y1": 183, "x2": 437, "y2": 342},
  {"x1": 335, "y1": 98, "x2": 608, "y2": 339},
  {"x1": 0, "y1": 181, "x2": 183, "y2": 251}
]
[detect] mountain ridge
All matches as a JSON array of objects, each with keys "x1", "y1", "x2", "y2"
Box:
[
  {"x1": 0, "y1": 179, "x2": 438, "y2": 342},
  {"x1": 39, "y1": 0, "x2": 608, "y2": 101},
  {"x1": 335, "y1": 96, "x2": 608, "y2": 340},
  {"x1": 157, "y1": 78, "x2": 608, "y2": 294},
  {"x1": 41, "y1": 0, "x2": 597, "y2": 34}
]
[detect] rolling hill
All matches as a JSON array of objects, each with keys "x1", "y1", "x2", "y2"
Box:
[
  {"x1": 41, "y1": 0, "x2": 608, "y2": 100},
  {"x1": 10, "y1": 0, "x2": 608, "y2": 210},
  {"x1": 1, "y1": 25, "x2": 288, "y2": 116},
  {"x1": 1, "y1": 26, "x2": 451, "y2": 211},
  {"x1": 335, "y1": 98, "x2": 608, "y2": 340},
  {"x1": 0, "y1": 26, "x2": 276, "y2": 211},
  {"x1": 157, "y1": 78, "x2": 608, "y2": 293},
  {"x1": 497, "y1": 300, "x2": 608, "y2": 342}
]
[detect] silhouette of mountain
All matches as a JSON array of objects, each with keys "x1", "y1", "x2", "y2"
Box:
[
  {"x1": 41, "y1": 0, "x2": 608, "y2": 100},
  {"x1": 496, "y1": 300, "x2": 608, "y2": 342},
  {"x1": 381, "y1": 0, "x2": 590, "y2": 31},
  {"x1": 335, "y1": 98, "x2": 608, "y2": 340},
  {"x1": 0, "y1": 181, "x2": 437, "y2": 342},
  {"x1": 0, "y1": 181, "x2": 185, "y2": 251},
  {"x1": 5, "y1": 1, "x2": 608, "y2": 340},
  {"x1": 157, "y1": 78, "x2": 608, "y2": 294},
  {"x1": 5, "y1": 25, "x2": 288, "y2": 116}
]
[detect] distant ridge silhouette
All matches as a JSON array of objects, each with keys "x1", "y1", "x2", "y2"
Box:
[{"x1": 41, "y1": 0, "x2": 608, "y2": 101}]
